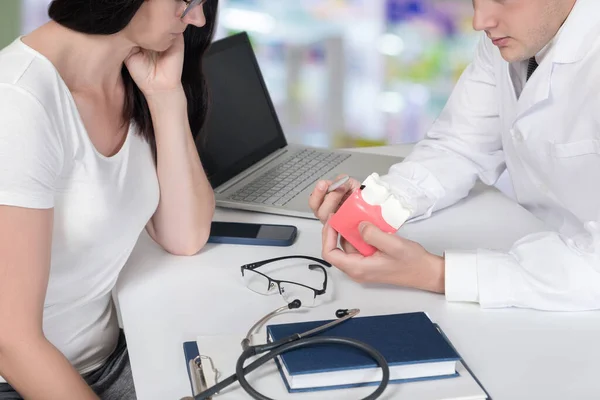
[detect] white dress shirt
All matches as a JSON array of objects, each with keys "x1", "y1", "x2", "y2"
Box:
[{"x1": 381, "y1": 0, "x2": 600, "y2": 311}]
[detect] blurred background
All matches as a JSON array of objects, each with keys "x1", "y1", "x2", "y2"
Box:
[{"x1": 0, "y1": 0, "x2": 480, "y2": 149}]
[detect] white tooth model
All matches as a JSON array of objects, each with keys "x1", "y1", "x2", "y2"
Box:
[{"x1": 360, "y1": 173, "x2": 412, "y2": 230}]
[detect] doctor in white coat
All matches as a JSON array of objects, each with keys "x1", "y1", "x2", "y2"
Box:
[{"x1": 310, "y1": 0, "x2": 600, "y2": 311}]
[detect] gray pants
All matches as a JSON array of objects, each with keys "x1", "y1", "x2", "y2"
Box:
[{"x1": 0, "y1": 331, "x2": 136, "y2": 400}]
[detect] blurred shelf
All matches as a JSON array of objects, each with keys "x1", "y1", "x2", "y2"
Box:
[{"x1": 218, "y1": 0, "x2": 479, "y2": 149}]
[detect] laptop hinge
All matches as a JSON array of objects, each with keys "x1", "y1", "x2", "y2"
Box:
[{"x1": 215, "y1": 148, "x2": 289, "y2": 193}]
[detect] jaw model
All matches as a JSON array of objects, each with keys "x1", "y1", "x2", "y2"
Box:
[{"x1": 328, "y1": 173, "x2": 412, "y2": 257}]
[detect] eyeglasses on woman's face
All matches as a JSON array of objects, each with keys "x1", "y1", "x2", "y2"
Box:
[{"x1": 181, "y1": 0, "x2": 208, "y2": 19}]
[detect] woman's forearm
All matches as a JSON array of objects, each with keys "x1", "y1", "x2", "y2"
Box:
[
  {"x1": 0, "y1": 336, "x2": 98, "y2": 399},
  {"x1": 145, "y1": 89, "x2": 215, "y2": 256}
]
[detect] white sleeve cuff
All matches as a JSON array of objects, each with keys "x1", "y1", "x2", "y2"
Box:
[
  {"x1": 476, "y1": 249, "x2": 518, "y2": 308},
  {"x1": 444, "y1": 250, "x2": 479, "y2": 303}
]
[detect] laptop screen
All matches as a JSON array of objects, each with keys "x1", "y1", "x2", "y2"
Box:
[{"x1": 196, "y1": 32, "x2": 287, "y2": 189}]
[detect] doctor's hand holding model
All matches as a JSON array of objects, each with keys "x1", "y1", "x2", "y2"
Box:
[
  {"x1": 0, "y1": 1, "x2": 218, "y2": 399},
  {"x1": 310, "y1": 0, "x2": 600, "y2": 312}
]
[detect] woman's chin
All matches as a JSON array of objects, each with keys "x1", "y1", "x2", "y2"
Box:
[{"x1": 143, "y1": 37, "x2": 177, "y2": 53}]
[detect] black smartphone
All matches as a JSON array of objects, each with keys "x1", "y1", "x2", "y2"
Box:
[{"x1": 207, "y1": 221, "x2": 298, "y2": 247}]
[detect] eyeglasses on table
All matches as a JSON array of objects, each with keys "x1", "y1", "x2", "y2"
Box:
[{"x1": 240, "y1": 255, "x2": 331, "y2": 307}]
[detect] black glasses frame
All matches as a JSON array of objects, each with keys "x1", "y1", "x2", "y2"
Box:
[
  {"x1": 181, "y1": 0, "x2": 208, "y2": 19},
  {"x1": 240, "y1": 256, "x2": 331, "y2": 301}
]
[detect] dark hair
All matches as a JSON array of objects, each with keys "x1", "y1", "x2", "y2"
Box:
[{"x1": 47, "y1": 0, "x2": 219, "y2": 159}]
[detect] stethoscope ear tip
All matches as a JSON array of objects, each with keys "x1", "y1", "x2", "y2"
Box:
[
  {"x1": 336, "y1": 308, "x2": 360, "y2": 318},
  {"x1": 336, "y1": 309, "x2": 350, "y2": 318},
  {"x1": 288, "y1": 299, "x2": 302, "y2": 309}
]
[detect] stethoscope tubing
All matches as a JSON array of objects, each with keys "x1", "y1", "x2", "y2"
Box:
[
  {"x1": 194, "y1": 307, "x2": 390, "y2": 400},
  {"x1": 194, "y1": 335, "x2": 390, "y2": 400},
  {"x1": 235, "y1": 336, "x2": 390, "y2": 400}
]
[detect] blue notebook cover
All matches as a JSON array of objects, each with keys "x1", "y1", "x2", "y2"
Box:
[{"x1": 266, "y1": 312, "x2": 461, "y2": 393}]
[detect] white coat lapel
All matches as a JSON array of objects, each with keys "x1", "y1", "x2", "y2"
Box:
[
  {"x1": 501, "y1": 62, "x2": 519, "y2": 125},
  {"x1": 515, "y1": 0, "x2": 600, "y2": 122},
  {"x1": 515, "y1": 59, "x2": 552, "y2": 120}
]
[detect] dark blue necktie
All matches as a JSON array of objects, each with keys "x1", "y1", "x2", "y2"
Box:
[{"x1": 527, "y1": 57, "x2": 538, "y2": 81}]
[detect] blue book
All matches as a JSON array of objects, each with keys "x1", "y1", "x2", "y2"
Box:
[{"x1": 266, "y1": 312, "x2": 461, "y2": 392}]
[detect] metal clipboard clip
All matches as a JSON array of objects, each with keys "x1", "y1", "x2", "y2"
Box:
[{"x1": 189, "y1": 355, "x2": 220, "y2": 398}]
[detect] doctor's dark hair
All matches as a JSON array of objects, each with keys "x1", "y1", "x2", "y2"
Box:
[{"x1": 47, "y1": 0, "x2": 219, "y2": 159}]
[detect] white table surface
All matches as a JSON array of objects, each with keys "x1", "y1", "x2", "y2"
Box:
[{"x1": 115, "y1": 145, "x2": 600, "y2": 400}]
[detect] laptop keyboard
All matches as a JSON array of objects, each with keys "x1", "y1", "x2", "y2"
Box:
[{"x1": 227, "y1": 149, "x2": 351, "y2": 207}]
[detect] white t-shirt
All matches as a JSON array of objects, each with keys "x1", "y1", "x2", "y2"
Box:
[{"x1": 0, "y1": 38, "x2": 160, "y2": 382}]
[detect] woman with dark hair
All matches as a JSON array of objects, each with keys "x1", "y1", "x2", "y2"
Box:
[{"x1": 0, "y1": 1, "x2": 219, "y2": 398}]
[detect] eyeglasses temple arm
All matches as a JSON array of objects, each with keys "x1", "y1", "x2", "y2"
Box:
[
  {"x1": 242, "y1": 256, "x2": 331, "y2": 271},
  {"x1": 308, "y1": 264, "x2": 328, "y2": 294}
]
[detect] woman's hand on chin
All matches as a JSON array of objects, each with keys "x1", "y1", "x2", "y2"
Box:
[{"x1": 124, "y1": 33, "x2": 185, "y2": 97}]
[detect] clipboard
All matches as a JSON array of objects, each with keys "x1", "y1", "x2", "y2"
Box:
[
  {"x1": 182, "y1": 334, "x2": 272, "y2": 399},
  {"x1": 183, "y1": 341, "x2": 219, "y2": 399}
]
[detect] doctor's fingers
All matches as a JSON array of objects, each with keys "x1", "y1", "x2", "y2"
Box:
[
  {"x1": 314, "y1": 179, "x2": 359, "y2": 223},
  {"x1": 340, "y1": 237, "x2": 360, "y2": 255},
  {"x1": 320, "y1": 229, "x2": 373, "y2": 283},
  {"x1": 320, "y1": 219, "x2": 360, "y2": 255},
  {"x1": 320, "y1": 226, "x2": 366, "y2": 280},
  {"x1": 316, "y1": 190, "x2": 350, "y2": 223},
  {"x1": 321, "y1": 222, "x2": 336, "y2": 252},
  {"x1": 359, "y1": 222, "x2": 404, "y2": 257},
  {"x1": 321, "y1": 222, "x2": 350, "y2": 263},
  {"x1": 309, "y1": 179, "x2": 333, "y2": 222}
]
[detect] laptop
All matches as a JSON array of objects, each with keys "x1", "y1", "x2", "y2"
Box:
[{"x1": 197, "y1": 32, "x2": 403, "y2": 219}]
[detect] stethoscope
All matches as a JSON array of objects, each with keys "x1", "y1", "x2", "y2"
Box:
[{"x1": 192, "y1": 299, "x2": 390, "y2": 400}]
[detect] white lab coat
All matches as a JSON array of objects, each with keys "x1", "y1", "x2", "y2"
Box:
[{"x1": 382, "y1": 0, "x2": 600, "y2": 310}]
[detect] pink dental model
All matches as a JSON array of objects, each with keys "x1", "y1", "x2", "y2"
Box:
[{"x1": 328, "y1": 173, "x2": 411, "y2": 256}]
